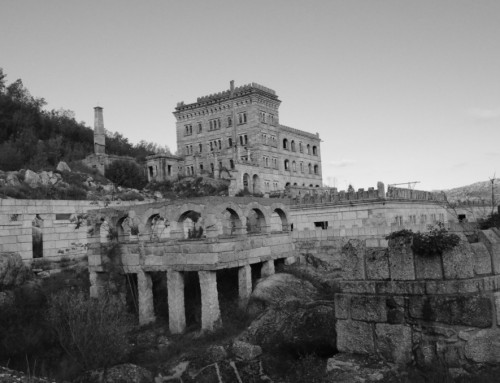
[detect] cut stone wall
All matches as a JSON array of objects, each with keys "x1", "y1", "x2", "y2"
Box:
[{"x1": 323, "y1": 232, "x2": 500, "y2": 368}]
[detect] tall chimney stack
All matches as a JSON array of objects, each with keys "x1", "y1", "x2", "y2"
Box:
[
  {"x1": 230, "y1": 80, "x2": 235, "y2": 96},
  {"x1": 94, "y1": 106, "x2": 105, "y2": 155}
]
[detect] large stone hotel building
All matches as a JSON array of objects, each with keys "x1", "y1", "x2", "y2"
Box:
[{"x1": 146, "y1": 81, "x2": 323, "y2": 194}]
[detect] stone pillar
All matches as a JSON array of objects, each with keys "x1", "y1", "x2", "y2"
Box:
[
  {"x1": 167, "y1": 270, "x2": 186, "y2": 334},
  {"x1": 261, "y1": 260, "x2": 275, "y2": 278},
  {"x1": 137, "y1": 270, "x2": 155, "y2": 326},
  {"x1": 94, "y1": 106, "x2": 105, "y2": 155},
  {"x1": 89, "y1": 271, "x2": 106, "y2": 298},
  {"x1": 198, "y1": 270, "x2": 221, "y2": 331},
  {"x1": 377, "y1": 181, "x2": 385, "y2": 199},
  {"x1": 238, "y1": 265, "x2": 252, "y2": 308}
]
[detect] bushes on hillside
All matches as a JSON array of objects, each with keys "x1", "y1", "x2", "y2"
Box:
[
  {"x1": 46, "y1": 291, "x2": 134, "y2": 370},
  {"x1": 106, "y1": 160, "x2": 147, "y2": 189}
]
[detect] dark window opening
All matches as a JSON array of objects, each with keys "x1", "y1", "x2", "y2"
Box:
[
  {"x1": 314, "y1": 221, "x2": 328, "y2": 230},
  {"x1": 458, "y1": 214, "x2": 467, "y2": 223}
]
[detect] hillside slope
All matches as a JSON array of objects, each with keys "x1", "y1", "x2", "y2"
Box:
[{"x1": 438, "y1": 179, "x2": 500, "y2": 203}]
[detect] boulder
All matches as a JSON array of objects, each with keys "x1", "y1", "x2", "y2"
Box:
[
  {"x1": 0, "y1": 252, "x2": 32, "y2": 288},
  {"x1": 24, "y1": 169, "x2": 42, "y2": 188},
  {"x1": 39, "y1": 171, "x2": 51, "y2": 186},
  {"x1": 56, "y1": 161, "x2": 71, "y2": 172},
  {"x1": 241, "y1": 273, "x2": 336, "y2": 356},
  {"x1": 232, "y1": 341, "x2": 262, "y2": 360},
  {"x1": 73, "y1": 364, "x2": 152, "y2": 383},
  {"x1": 5, "y1": 173, "x2": 21, "y2": 187}
]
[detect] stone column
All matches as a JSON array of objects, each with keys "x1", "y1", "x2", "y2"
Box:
[
  {"x1": 137, "y1": 270, "x2": 155, "y2": 326},
  {"x1": 238, "y1": 265, "x2": 252, "y2": 308},
  {"x1": 198, "y1": 270, "x2": 221, "y2": 331},
  {"x1": 261, "y1": 260, "x2": 275, "y2": 278},
  {"x1": 167, "y1": 270, "x2": 186, "y2": 334},
  {"x1": 89, "y1": 271, "x2": 106, "y2": 298}
]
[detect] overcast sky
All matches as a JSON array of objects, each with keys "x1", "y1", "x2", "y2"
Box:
[{"x1": 1, "y1": 0, "x2": 499, "y2": 191}]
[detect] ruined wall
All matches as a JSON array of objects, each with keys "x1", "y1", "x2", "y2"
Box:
[
  {"x1": 310, "y1": 232, "x2": 500, "y2": 369},
  {"x1": 0, "y1": 199, "x2": 141, "y2": 261}
]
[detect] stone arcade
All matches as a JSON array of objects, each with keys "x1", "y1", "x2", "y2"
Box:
[{"x1": 86, "y1": 197, "x2": 294, "y2": 333}]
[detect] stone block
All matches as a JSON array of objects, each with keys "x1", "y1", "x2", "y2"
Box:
[
  {"x1": 238, "y1": 265, "x2": 252, "y2": 308},
  {"x1": 336, "y1": 320, "x2": 375, "y2": 354},
  {"x1": 478, "y1": 229, "x2": 500, "y2": 274},
  {"x1": 495, "y1": 292, "x2": 500, "y2": 326},
  {"x1": 464, "y1": 329, "x2": 500, "y2": 364},
  {"x1": 388, "y1": 238, "x2": 415, "y2": 280},
  {"x1": 339, "y1": 281, "x2": 376, "y2": 294},
  {"x1": 122, "y1": 253, "x2": 140, "y2": 266},
  {"x1": 470, "y1": 242, "x2": 492, "y2": 276},
  {"x1": 442, "y1": 242, "x2": 474, "y2": 279},
  {"x1": 340, "y1": 240, "x2": 365, "y2": 280},
  {"x1": 408, "y1": 295, "x2": 492, "y2": 327},
  {"x1": 351, "y1": 295, "x2": 387, "y2": 322},
  {"x1": 334, "y1": 294, "x2": 350, "y2": 319},
  {"x1": 375, "y1": 324, "x2": 413, "y2": 365},
  {"x1": 284, "y1": 256, "x2": 296, "y2": 265},
  {"x1": 414, "y1": 254, "x2": 443, "y2": 280},
  {"x1": 365, "y1": 249, "x2": 389, "y2": 280}
]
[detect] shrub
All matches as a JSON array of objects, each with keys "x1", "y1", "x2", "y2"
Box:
[
  {"x1": 479, "y1": 212, "x2": 500, "y2": 230},
  {"x1": 106, "y1": 160, "x2": 147, "y2": 189},
  {"x1": 46, "y1": 290, "x2": 134, "y2": 370},
  {"x1": 386, "y1": 223, "x2": 460, "y2": 257}
]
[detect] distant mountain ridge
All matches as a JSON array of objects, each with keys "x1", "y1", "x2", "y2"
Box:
[{"x1": 436, "y1": 179, "x2": 500, "y2": 203}]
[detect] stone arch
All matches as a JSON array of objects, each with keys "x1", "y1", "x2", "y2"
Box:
[
  {"x1": 116, "y1": 215, "x2": 131, "y2": 241},
  {"x1": 246, "y1": 207, "x2": 267, "y2": 234},
  {"x1": 221, "y1": 207, "x2": 243, "y2": 236},
  {"x1": 178, "y1": 210, "x2": 203, "y2": 239},
  {"x1": 146, "y1": 213, "x2": 170, "y2": 240},
  {"x1": 270, "y1": 207, "x2": 289, "y2": 232}
]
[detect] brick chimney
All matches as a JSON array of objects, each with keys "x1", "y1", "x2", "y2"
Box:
[{"x1": 94, "y1": 106, "x2": 105, "y2": 155}]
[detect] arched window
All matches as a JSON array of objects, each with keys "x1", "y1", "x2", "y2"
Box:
[
  {"x1": 299, "y1": 142, "x2": 303, "y2": 153},
  {"x1": 308, "y1": 163, "x2": 312, "y2": 173},
  {"x1": 314, "y1": 164, "x2": 319, "y2": 174},
  {"x1": 284, "y1": 159, "x2": 290, "y2": 170},
  {"x1": 313, "y1": 146, "x2": 318, "y2": 155},
  {"x1": 291, "y1": 140, "x2": 295, "y2": 152},
  {"x1": 292, "y1": 161, "x2": 296, "y2": 171},
  {"x1": 283, "y1": 138, "x2": 288, "y2": 150},
  {"x1": 307, "y1": 144, "x2": 311, "y2": 154}
]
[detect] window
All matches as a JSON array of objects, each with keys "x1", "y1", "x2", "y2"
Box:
[
  {"x1": 239, "y1": 134, "x2": 248, "y2": 146},
  {"x1": 307, "y1": 144, "x2": 311, "y2": 154},
  {"x1": 228, "y1": 137, "x2": 233, "y2": 147},
  {"x1": 439, "y1": 213, "x2": 445, "y2": 222},
  {"x1": 395, "y1": 216, "x2": 403, "y2": 226},
  {"x1": 200, "y1": 164, "x2": 204, "y2": 171},
  {"x1": 197, "y1": 123, "x2": 202, "y2": 133},
  {"x1": 299, "y1": 142, "x2": 303, "y2": 153},
  {"x1": 308, "y1": 163, "x2": 312, "y2": 173},
  {"x1": 284, "y1": 159, "x2": 290, "y2": 171},
  {"x1": 430, "y1": 213, "x2": 436, "y2": 222},
  {"x1": 272, "y1": 157, "x2": 278, "y2": 169},
  {"x1": 410, "y1": 215, "x2": 417, "y2": 224},
  {"x1": 198, "y1": 143, "x2": 202, "y2": 152},
  {"x1": 264, "y1": 156, "x2": 269, "y2": 167},
  {"x1": 283, "y1": 138, "x2": 288, "y2": 150},
  {"x1": 300, "y1": 162, "x2": 304, "y2": 172},
  {"x1": 260, "y1": 111, "x2": 266, "y2": 122},
  {"x1": 314, "y1": 164, "x2": 319, "y2": 174},
  {"x1": 230, "y1": 160, "x2": 234, "y2": 169},
  {"x1": 265, "y1": 180, "x2": 270, "y2": 190},
  {"x1": 238, "y1": 112, "x2": 247, "y2": 124},
  {"x1": 55, "y1": 213, "x2": 72, "y2": 221},
  {"x1": 458, "y1": 214, "x2": 466, "y2": 223},
  {"x1": 218, "y1": 140, "x2": 221, "y2": 149},
  {"x1": 185, "y1": 124, "x2": 193, "y2": 136},
  {"x1": 227, "y1": 116, "x2": 232, "y2": 127},
  {"x1": 269, "y1": 114, "x2": 275, "y2": 125},
  {"x1": 209, "y1": 118, "x2": 221, "y2": 131},
  {"x1": 313, "y1": 146, "x2": 318, "y2": 156},
  {"x1": 420, "y1": 214, "x2": 427, "y2": 224},
  {"x1": 291, "y1": 140, "x2": 296, "y2": 152},
  {"x1": 210, "y1": 142, "x2": 213, "y2": 151},
  {"x1": 292, "y1": 161, "x2": 296, "y2": 171},
  {"x1": 314, "y1": 221, "x2": 328, "y2": 230}
]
